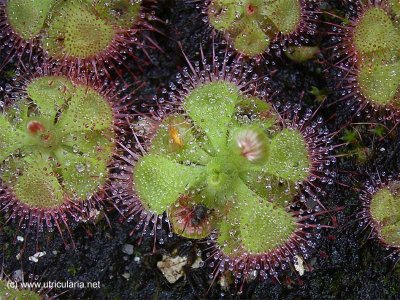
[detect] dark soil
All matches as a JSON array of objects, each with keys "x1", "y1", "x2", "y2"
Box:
[{"x1": 1, "y1": 0, "x2": 400, "y2": 299}]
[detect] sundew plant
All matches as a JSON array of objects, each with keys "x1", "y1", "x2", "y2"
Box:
[
  {"x1": 117, "y1": 54, "x2": 336, "y2": 282},
  {"x1": 359, "y1": 175, "x2": 400, "y2": 258},
  {"x1": 0, "y1": 69, "x2": 132, "y2": 238},
  {"x1": 2, "y1": 0, "x2": 400, "y2": 298},
  {"x1": 205, "y1": 0, "x2": 319, "y2": 57},
  {"x1": 331, "y1": 0, "x2": 400, "y2": 114},
  {"x1": 0, "y1": 0, "x2": 151, "y2": 76}
]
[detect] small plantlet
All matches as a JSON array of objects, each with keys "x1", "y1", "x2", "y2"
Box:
[
  {"x1": 359, "y1": 176, "x2": 400, "y2": 258},
  {"x1": 0, "y1": 0, "x2": 152, "y2": 76},
  {"x1": 339, "y1": 127, "x2": 369, "y2": 163},
  {"x1": 331, "y1": 1, "x2": 400, "y2": 113},
  {"x1": 0, "y1": 72, "x2": 125, "y2": 238},
  {"x1": 205, "y1": 0, "x2": 318, "y2": 57},
  {"x1": 118, "y1": 52, "x2": 336, "y2": 282}
]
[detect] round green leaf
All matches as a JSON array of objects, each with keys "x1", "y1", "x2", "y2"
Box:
[
  {"x1": 240, "y1": 170, "x2": 297, "y2": 208},
  {"x1": 150, "y1": 115, "x2": 211, "y2": 165},
  {"x1": 13, "y1": 155, "x2": 65, "y2": 209},
  {"x1": 381, "y1": 221, "x2": 400, "y2": 247},
  {"x1": 266, "y1": 128, "x2": 311, "y2": 182},
  {"x1": 357, "y1": 60, "x2": 400, "y2": 107},
  {"x1": 54, "y1": 148, "x2": 108, "y2": 200},
  {"x1": 6, "y1": 0, "x2": 56, "y2": 40},
  {"x1": 184, "y1": 81, "x2": 241, "y2": 151},
  {"x1": 216, "y1": 181, "x2": 297, "y2": 255},
  {"x1": 26, "y1": 76, "x2": 74, "y2": 118},
  {"x1": 262, "y1": 0, "x2": 302, "y2": 34},
  {"x1": 42, "y1": 1, "x2": 115, "y2": 59},
  {"x1": 134, "y1": 154, "x2": 205, "y2": 215},
  {"x1": 233, "y1": 20, "x2": 270, "y2": 56},
  {"x1": 0, "y1": 115, "x2": 24, "y2": 162},
  {"x1": 91, "y1": 0, "x2": 142, "y2": 29},
  {"x1": 56, "y1": 86, "x2": 113, "y2": 132},
  {"x1": 390, "y1": 0, "x2": 400, "y2": 17},
  {"x1": 370, "y1": 186, "x2": 400, "y2": 225},
  {"x1": 208, "y1": 0, "x2": 242, "y2": 30},
  {"x1": 61, "y1": 130, "x2": 115, "y2": 163},
  {"x1": 236, "y1": 181, "x2": 297, "y2": 254},
  {"x1": 353, "y1": 7, "x2": 400, "y2": 57}
]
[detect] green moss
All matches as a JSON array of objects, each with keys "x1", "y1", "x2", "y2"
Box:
[
  {"x1": 0, "y1": 76, "x2": 115, "y2": 208},
  {"x1": 208, "y1": 0, "x2": 303, "y2": 56},
  {"x1": 370, "y1": 125, "x2": 387, "y2": 137},
  {"x1": 6, "y1": 0, "x2": 56, "y2": 40},
  {"x1": 310, "y1": 86, "x2": 328, "y2": 103},
  {"x1": 341, "y1": 129, "x2": 358, "y2": 144},
  {"x1": 339, "y1": 127, "x2": 371, "y2": 164},
  {"x1": 134, "y1": 80, "x2": 312, "y2": 257}
]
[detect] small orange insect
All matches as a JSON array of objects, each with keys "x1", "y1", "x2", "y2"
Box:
[{"x1": 168, "y1": 124, "x2": 184, "y2": 148}]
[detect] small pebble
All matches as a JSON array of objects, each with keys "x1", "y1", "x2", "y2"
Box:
[
  {"x1": 294, "y1": 255, "x2": 305, "y2": 276},
  {"x1": 12, "y1": 270, "x2": 23, "y2": 282},
  {"x1": 29, "y1": 256, "x2": 38, "y2": 263},
  {"x1": 122, "y1": 244, "x2": 134, "y2": 255},
  {"x1": 157, "y1": 255, "x2": 188, "y2": 284},
  {"x1": 191, "y1": 256, "x2": 203, "y2": 269}
]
